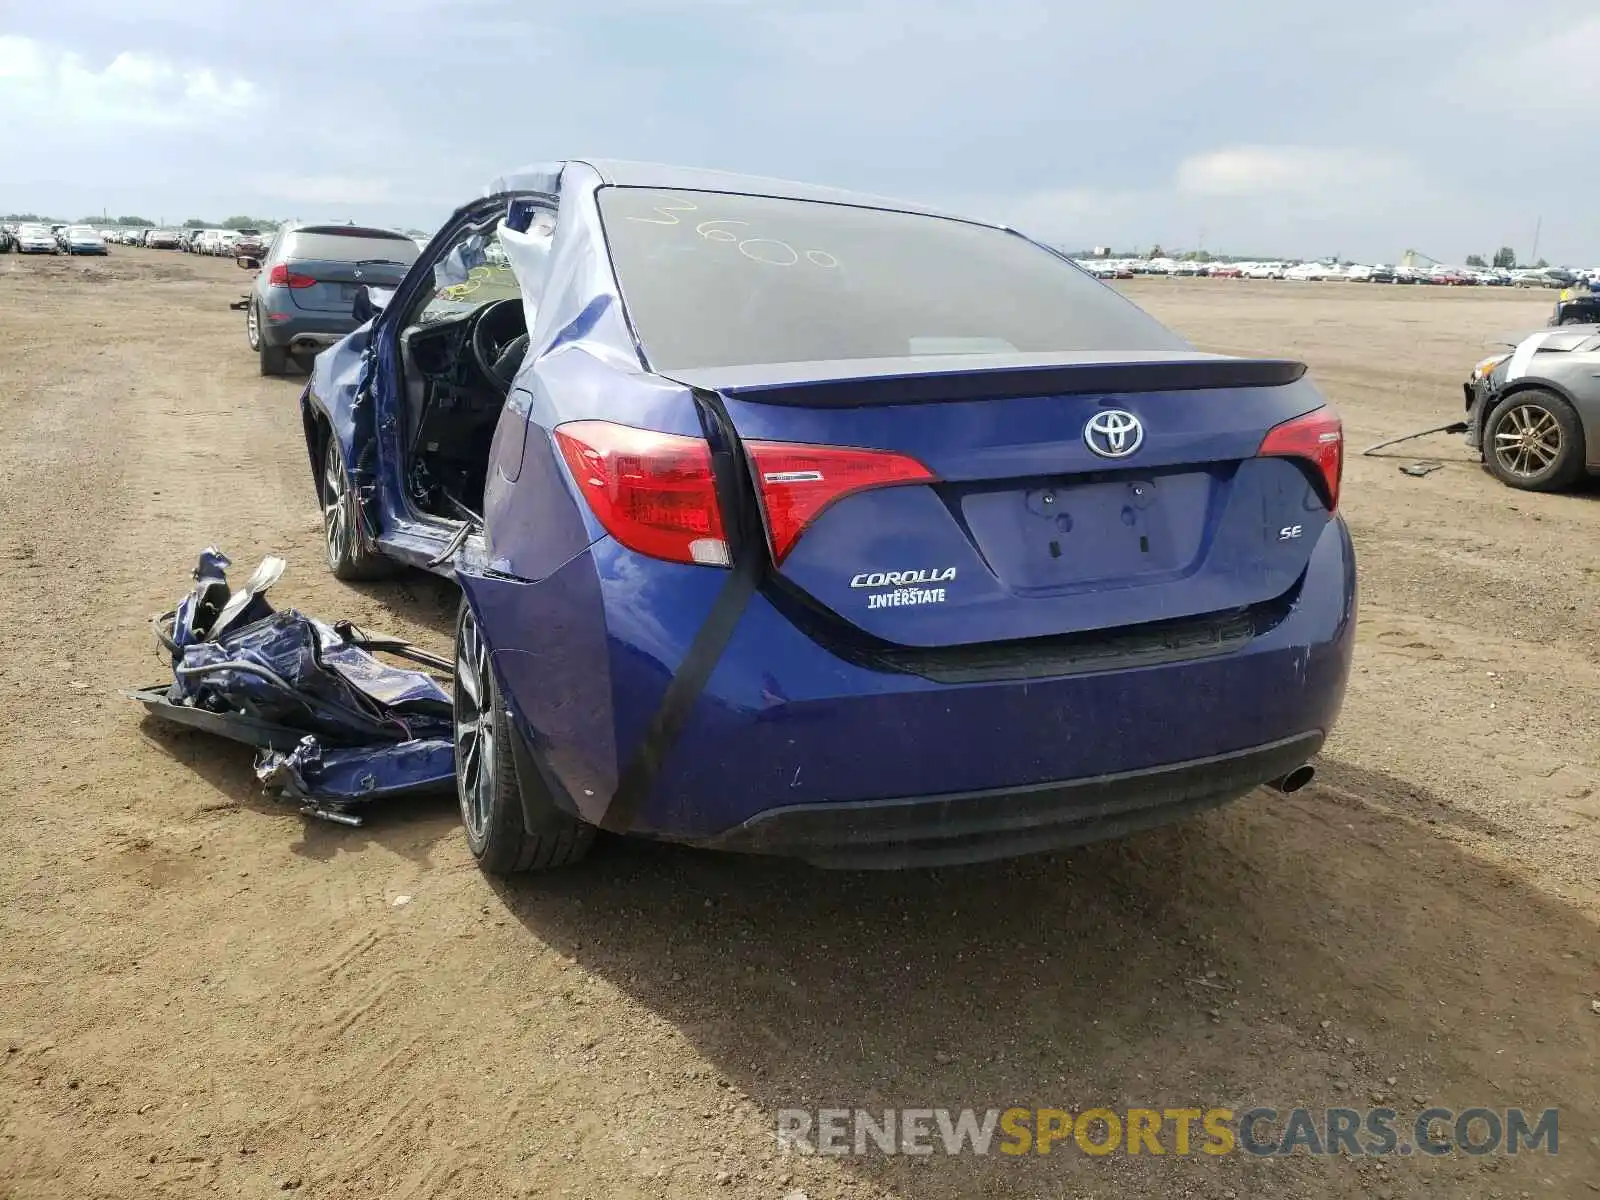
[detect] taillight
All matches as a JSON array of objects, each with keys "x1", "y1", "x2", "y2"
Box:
[
  {"x1": 553, "y1": 421, "x2": 729, "y2": 566},
  {"x1": 745, "y1": 440, "x2": 935, "y2": 563},
  {"x1": 266, "y1": 264, "x2": 315, "y2": 288},
  {"x1": 1258, "y1": 406, "x2": 1343, "y2": 511}
]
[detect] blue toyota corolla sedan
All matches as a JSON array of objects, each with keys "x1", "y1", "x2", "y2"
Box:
[{"x1": 298, "y1": 159, "x2": 1355, "y2": 873}]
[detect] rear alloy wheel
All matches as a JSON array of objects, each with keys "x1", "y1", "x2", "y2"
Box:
[
  {"x1": 320, "y1": 437, "x2": 392, "y2": 581},
  {"x1": 1483, "y1": 389, "x2": 1585, "y2": 492},
  {"x1": 453, "y1": 601, "x2": 595, "y2": 874}
]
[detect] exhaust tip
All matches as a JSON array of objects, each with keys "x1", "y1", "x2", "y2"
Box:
[{"x1": 1269, "y1": 764, "x2": 1317, "y2": 794}]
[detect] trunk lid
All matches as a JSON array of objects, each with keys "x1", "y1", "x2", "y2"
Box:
[
  {"x1": 285, "y1": 257, "x2": 413, "y2": 313},
  {"x1": 674, "y1": 353, "x2": 1333, "y2": 648}
]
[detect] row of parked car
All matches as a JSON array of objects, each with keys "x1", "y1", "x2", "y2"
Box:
[
  {"x1": 0, "y1": 222, "x2": 112, "y2": 255},
  {"x1": 109, "y1": 225, "x2": 268, "y2": 256},
  {"x1": 0, "y1": 222, "x2": 271, "y2": 258},
  {"x1": 178, "y1": 227, "x2": 269, "y2": 257},
  {"x1": 1074, "y1": 256, "x2": 1588, "y2": 288}
]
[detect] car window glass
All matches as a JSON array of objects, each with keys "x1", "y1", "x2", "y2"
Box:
[
  {"x1": 598, "y1": 187, "x2": 1186, "y2": 371},
  {"x1": 283, "y1": 230, "x2": 419, "y2": 265},
  {"x1": 413, "y1": 227, "x2": 522, "y2": 324}
]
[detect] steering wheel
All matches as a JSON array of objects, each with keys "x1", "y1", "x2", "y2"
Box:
[{"x1": 469, "y1": 297, "x2": 528, "y2": 390}]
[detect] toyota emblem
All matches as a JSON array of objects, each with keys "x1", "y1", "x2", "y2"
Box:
[{"x1": 1083, "y1": 409, "x2": 1144, "y2": 459}]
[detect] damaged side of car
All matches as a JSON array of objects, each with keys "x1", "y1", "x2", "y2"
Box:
[{"x1": 127, "y1": 549, "x2": 457, "y2": 824}]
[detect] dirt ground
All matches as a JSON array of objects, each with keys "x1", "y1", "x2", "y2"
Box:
[{"x1": 0, "y1": 249, "x2": 1596, "y2": 1199}]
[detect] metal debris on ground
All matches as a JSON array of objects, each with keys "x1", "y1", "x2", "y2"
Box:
[
  {"x1": 1361, "y1": 420, "x2": 1468, "y2": 456},
  {"x1": 1399, "y1": 460, "x2": 1444, "y2": 477},
  {"x1": 126, "y1": 548, "x2": 455, "y2": 825}
]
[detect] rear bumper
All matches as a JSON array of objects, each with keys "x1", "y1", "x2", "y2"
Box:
[
  {"x1": 469, "y1": 517, "x2": 1356, "y2": 862},
  {"x1": 259, "y1": 306, "x2": 356, "y2": 351},
  {"x1": 704, "y1": 732, "x2": 1323, "y2": 867}
]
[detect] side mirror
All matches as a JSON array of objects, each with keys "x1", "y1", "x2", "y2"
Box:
[
  {"x1": 236, "y1": 255, "x2": 260, "y2": 270},
  {"x1": 352, "y1": 284, "x2": 394, "y2": 323}
]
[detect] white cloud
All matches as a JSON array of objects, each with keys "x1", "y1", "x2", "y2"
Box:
[
  {"x1": 1175, "y1": 146, "x2": 1410, "y2": 199},
  {"x1": 0, "y1": 36, "x2": 257, "y2": 128},
  {"x1": 1460, "y1": 14, "x2": 1600, "y2": 116},
  {"x1": 959, "y1": 144, "x2": 1442, "y2": 257},
  {"x1": 253, "y1": 175, "x2": 395, "y2": 206}
]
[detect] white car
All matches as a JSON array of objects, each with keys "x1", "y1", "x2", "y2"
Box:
[
  {"x1": 1346, "y1": 264, "x2": 1373, "y2": 283},
  {"x1": 15, "y1": 223, "x2": 59, "y2": 254},
  {"x1": 1285, "y1": 263, "x2": 1321, "y2": 281}
]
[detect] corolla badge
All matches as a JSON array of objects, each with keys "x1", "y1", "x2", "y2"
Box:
[{"x1": 1083, "y1": 409, "x2": 1144, "y2": 459}]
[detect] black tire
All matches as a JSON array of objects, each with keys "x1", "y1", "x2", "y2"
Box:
[
  {"x1": 1483, "y1": 389, "x2": 1585, "y2": 492},
  {"x1": 258, "y1": 336, "x2": 290, "y2": 376},
  {"x1": 453, "y1": 600, "x2": 595, "y2": 874},
  {"x1": 320, "y1": 436, "x2": 394, "y2": 581}
]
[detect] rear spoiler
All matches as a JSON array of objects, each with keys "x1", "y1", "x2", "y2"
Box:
[{"x1": 667, "y1": 354, "x2": 1307, "y2": 408}]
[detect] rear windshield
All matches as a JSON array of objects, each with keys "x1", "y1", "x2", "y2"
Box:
[
  {"x1": 597, "y1": 187, "x2": 1185, "y2": 372},
  {"x1": 280, "y1": 229, "x2": 420, "y2": 266}
]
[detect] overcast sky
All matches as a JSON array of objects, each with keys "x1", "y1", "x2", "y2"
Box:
[{"x1": 3, "y1": 0, "x2": 1597, "y2": 263}]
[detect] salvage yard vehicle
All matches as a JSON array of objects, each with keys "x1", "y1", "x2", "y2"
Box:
[
  {"x1": 15, "y1": 223, "x2": 59, "y2": 254},
  {"x1": 244, "y1": 222, "x2": 421, "y2": 375},
  {"x1": 1551, "y1": 283, "x2": 1600, "y2": 326},
  {"x1": 232, "y1": 228, "x2": 267, "y2": 259},
  {"x1": 1463, "y1": 326, "x2": 1600, "y2": 491},
  {"x1": 63, "y1": 225, "x2": 108, "y2": 255},
  {"x1": 299, "y1": 159, "x2": 1354, "y2": 874}
]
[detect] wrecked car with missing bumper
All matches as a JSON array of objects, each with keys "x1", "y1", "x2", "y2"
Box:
[
  {"x1": 1462, "y1": 325, "x2": 1600, "y2": 491},
  {"x1": 297, "y1": 158, "x2": 1355, "y2": 873}
]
